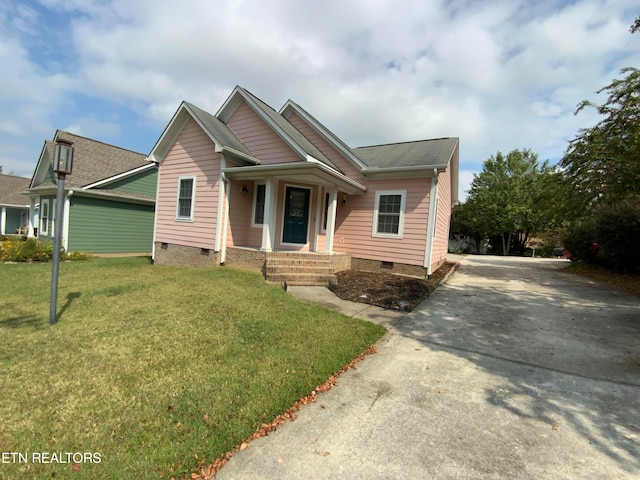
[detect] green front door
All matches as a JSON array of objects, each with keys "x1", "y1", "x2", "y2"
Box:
[{"x1": 282, "y1": 186, "x2": 310, "y2": 244}]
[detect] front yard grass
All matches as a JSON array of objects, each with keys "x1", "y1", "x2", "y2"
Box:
[{"x1": 0, "y1": 257, "x2": 386, "y2": 479}]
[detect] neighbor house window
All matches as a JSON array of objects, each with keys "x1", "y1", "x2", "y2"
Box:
[
  {"x1": 372, "y1": 190, "x2": 406, "y2": 239},
  {"x1": 252, "y1": 183, "x2": 266, "y2": 226},
  {"x1": 40, "y1": 200, "x2": 49, "y2": 236},
  {"x1": 176, "y1": 176, "x2": 196, "y2": 221}
]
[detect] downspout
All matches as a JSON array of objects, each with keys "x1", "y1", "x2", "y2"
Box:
[
  {"x1": 423, "y1": 170, "x2": 439, "y2": 278},
  {"x1": 217, "y1": 156, "x2": 229, "y2": 264},
  {"x1": 28, "y1": 198, "x2": 36, "y2": 237},
  {"x1": 63, "y1": 190, "x2": 72, "y2": 251},
  {"x1": 220, "y1": 171, "x2": 230, "y2": 264},
  {"x1": 151, "y1": 162, "x2": 161, "y2": 261}
]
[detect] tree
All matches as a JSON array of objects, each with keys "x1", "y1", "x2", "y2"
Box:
[
  {"x1": 561, "y1": 67, "x2": 640, "y2": 208},
  {"x1": 631, "y1": 15, "x2": 639, "y2": 34},
  {"x1": 458, "y1": 148, "x2": 556, "y2": 256}
]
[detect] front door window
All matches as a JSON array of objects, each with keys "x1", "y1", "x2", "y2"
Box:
[{"x1": 282, "y1": 187, "x2": 310, "y2": 244}]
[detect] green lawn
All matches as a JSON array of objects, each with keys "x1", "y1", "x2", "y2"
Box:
[
  {"x1": 566, "y1": 261, "x2": 640, "y2": 296},
  {"x1": 0, "y1": 257, "x2": 386, "y2": 479}
]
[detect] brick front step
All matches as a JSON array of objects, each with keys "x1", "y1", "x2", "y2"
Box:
[
  {"x1": 265, "y1": 265, "x2": 334, "y2": 275},
  {"x1": 266, "y1": 272, "x2": 336, "y2": 286}
]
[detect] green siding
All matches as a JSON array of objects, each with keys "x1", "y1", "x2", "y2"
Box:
[
  {"x1": 98, "y1": 167, "x2": 158, "y2": 197},
  {"x1": 68, "y1": 196, "x2": 155, "y2": 253}
]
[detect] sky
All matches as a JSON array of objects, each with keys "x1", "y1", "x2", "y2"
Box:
[{"x1": 1, "y1": 0, "x2": 638, "y2": 199}]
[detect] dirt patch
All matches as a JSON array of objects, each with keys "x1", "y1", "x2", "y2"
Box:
[{"x1": 329, "y1": 262, "x2": 458, "y2": 311}]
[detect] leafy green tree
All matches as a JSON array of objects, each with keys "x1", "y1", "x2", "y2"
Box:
[
  {"x1": 460, "y1": 148, "x2": 556, "y2": 256},
  {"x1": 561, "y1": 67, "x2": 640, "y2": 208},
  {"x1": 451, "y1": 196, "x2": 490, "y2": 254}
]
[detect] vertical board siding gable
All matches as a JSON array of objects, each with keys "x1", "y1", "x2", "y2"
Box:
[
  {"x1": 154, "y1": 117, "x2": 220, "y2": 249},
  {"x1": 226, "y1": 101, "x2": 301, "y2": 164}
]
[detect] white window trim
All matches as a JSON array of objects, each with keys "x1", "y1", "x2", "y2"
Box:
[
  {"x1": 372, "y1": 190, "x2": 406, "y2": 239},
  {"x1": 176, "y1": 175, "x2": 196, "y2": 222},
  {"x1": 51, "y1": 199, "x2": 56, "y2": 236},
  {"x1": 40, "y1": 199, "x2": 50, "y2": 236},
  {"x1": 251, "y1": 182, "x2": 266, "y2": 228}
]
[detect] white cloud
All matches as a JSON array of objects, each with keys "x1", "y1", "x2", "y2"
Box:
[{"x1": 0, "y1": 0, "x2": 638, "y2": 183}]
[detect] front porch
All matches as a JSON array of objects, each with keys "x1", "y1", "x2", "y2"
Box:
[{"x1": 225, "y1": 246, "x2": 351, "y2": 286}]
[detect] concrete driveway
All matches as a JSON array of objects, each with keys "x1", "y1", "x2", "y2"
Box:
[{"x1": 216, "y1": 255, "x2": 640, "y2": 479}]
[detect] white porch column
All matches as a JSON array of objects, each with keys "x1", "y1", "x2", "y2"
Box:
[
  {"x1": 28, "y1": 198, "x2": 36, "y2": 237},
  {"x1": 0, "y1": 207, "x2": 6, "y2": 235},
  {"x1": 324, "y1": 188, "x2": 338, "y2": 254},
  {"x1": 260, "y1": 178, "x2": 278, "y2": 251}
]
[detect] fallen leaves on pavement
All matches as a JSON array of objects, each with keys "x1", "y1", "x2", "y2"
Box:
[{"x1": 184, "y1": 344, "x2": 379, "y2": 480}]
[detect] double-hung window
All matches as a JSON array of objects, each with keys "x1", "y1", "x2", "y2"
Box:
[
  {"x1": 252, "y1": 183, "x2": 266, "y2": 226},
  {"x1": 176, "y1": 176, "x2": 196, "y2": 221},
  {"x1": 372, "y1": 190, "x2": 406, "y2": 239},
  {"x1": 40, "y1": 199, "x2": 49, "y2": 236}
]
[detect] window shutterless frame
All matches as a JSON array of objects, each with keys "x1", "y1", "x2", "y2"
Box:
[
  {"x1": 251, "y1": 182, "x2": 266, "y2": 227},
  {"x1": 176, "y1": 176, "x2": 196, "y2": 221},
  {"x1": 40, "y1": 199, "x2": 50, "y2": 236},
  {"x1": 372, "y1": 190, "x2": 406, "y2": 239}
]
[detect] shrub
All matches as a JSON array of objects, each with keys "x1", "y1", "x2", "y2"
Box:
[
  {"x1": 0, "y1": 239, "x2": 89, "y2": 263},
  {"x1": 67, "y1": 251, "x2": 91, "y2": 261},
  {"x1": 563, "y1": 200, "x2": 640, "y2": 273}
]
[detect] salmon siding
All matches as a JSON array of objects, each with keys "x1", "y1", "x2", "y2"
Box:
[
  {"x1": 334, "y1": 178, "x2": 432, "y2": 266},
  {"x1": 155, "y1": 117, "x2": 221, "y2": 249},
  {"x1": 151, "y1": 86, "x2": 458, "y2": 277}
]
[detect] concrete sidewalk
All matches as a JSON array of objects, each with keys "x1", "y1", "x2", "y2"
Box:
[
  {"x1": 285, "y1": 284, "x2": 407, "y2": 329},
  {"x1": 215, "y1": 255, "x2": 640, "y2": 479}
]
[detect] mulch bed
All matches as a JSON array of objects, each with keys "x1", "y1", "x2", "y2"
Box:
[{"x1": 329, "y1": 261, "x2": 458, "y2": 311}]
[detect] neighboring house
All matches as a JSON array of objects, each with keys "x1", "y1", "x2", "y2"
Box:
[
  {"x1": 0, "y1": 174, "x2": 30, "y2": 235},
  {"x1": 150, "y1": 86, "x2": 458, "y2": 284},
  {"x1": 27, "y1": 131, "x2": 158, "y2": 254}
]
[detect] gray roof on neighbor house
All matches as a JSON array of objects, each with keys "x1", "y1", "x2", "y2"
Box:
[
  {"x1": 44, "y1": 131, "x2": 151, "y2": 189},
  {"x1": 353, "y1": 137, "x2": 459, "y2": 169},
  {"x1": 184, "y1": 102, "x2": 253, "y2": 157},
  {"x1": 0, "y1": 174, "x2": 30, "y2": 207}
]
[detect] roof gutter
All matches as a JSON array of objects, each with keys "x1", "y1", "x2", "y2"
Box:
[{"x1": 363, "y1": 164, "x2": 447, "y2": 180}]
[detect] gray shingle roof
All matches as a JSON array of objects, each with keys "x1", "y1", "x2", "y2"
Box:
[
  {"x1": 47, "y1": 131, "x2": 151, "y2": 188},
  {"x1": 184, "y1": 102, "x2": 253, "y2": 157},
  {"x1": 0, "y1": 174, "x2": 30, "y2": 206},
  {"x1": 353, "y1": 137, "x2": 459, "y2": 169}
]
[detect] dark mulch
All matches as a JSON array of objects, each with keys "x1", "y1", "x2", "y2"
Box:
[{"x1": 329, "y1": 261, "x2": 458, "y2": 311}]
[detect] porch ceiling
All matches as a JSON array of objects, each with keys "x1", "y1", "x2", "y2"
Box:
[{"x1": 222, "y1": 162, "x2": 366, "y2": 195}]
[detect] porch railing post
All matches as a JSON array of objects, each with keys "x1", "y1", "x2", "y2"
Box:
[
  {"x1": 324, "y1": 188, "x2": 338, "y2": 254},
  {"x1": 261, "y1": 178, "x2": 278, "y2": 251}
]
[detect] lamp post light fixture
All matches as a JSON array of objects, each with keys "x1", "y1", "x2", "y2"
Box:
[{"x1": 49, "y1": 140, "x2": 74, "y2": 325}]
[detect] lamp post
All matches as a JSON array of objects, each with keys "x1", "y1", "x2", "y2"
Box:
[{"x1": 49, "y1": 140, "x2": 73, "y2": 325}]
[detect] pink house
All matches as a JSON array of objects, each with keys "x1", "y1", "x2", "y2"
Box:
[{"x1": 149, "y1": 87, "x2": 459, "y2": 285}]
